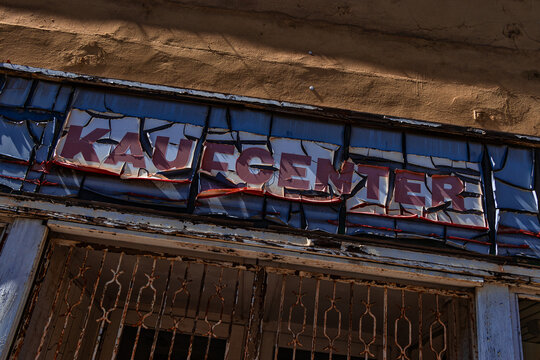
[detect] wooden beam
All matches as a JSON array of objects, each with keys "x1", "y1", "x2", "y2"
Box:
[
  {"x1": 47, "y1": 220, "x2": 485, "y2": 288},
  {"x1": 1, "y1": 194, "x2": 539, "y2": 287},
  {"x1": 0, "y1": 218, "x2": 47, "y2": 360},
  {"x1": 475, "y1": 284, "x2": 522, "y2": 360}
]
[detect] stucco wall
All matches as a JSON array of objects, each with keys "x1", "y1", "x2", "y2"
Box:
[{"x1": 0, "y1": 0, "x2": 539, "y2": 135}]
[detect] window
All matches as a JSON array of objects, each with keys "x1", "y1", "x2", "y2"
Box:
[
  {"x1": 117, "y1": 328, "x2": 226, "y2": 360},
  {"x1": 276, "y1": 348, "x2": 365, "y2": 360},
  {"x1": 12, "y1": 242, "x2": 476, "y2": 359},
  {"x1": 519, "y1": 298, "x2": 540, "y2": 360}
]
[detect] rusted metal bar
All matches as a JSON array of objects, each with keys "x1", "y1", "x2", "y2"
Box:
[
  {"x1": 347, "y1": 283, "x2": 353, "y2": 360},
  {"x1": 110, "y1": 255, "x2": 140, "y2": 360},
  {"x1": 273, "y1": 275, "x2": 287, "y2": 360},
  {"x1": 203, "y1": 268, "x2": 226, "y2": 360},
  {"x1": 359, "y1": 286, "x2": 376, "y2": 360},
  {"x1": 383, "y1": 286, "x2": 387, "y2": 360},
  {"x1": 169, "y1": 262, "x2": 192, "y2": 360},
  {"x1": 429, "y1": 295, "x2": 447, "y2": 360},
  {"x1": 187, "y1": 264, "x2": 207, "y2": 360},
  {"x1": 468, "y1": 296, "x2": 478, "y2": 357},
  {"x1": 92, "y1": 252, "x2": 125, "y2": 360},
  {"x1": 224, "y1": 269, "x2": 241, "y2": 360},
  {"x1": 149, "y1": 260, "x2": 173, "y2": 360},
  {"x1": 394, "y1": 290, "x2": 412, "y2": 360},
  {"x1": 131, "y1": 258, "x2": 158, "y2": 360},
  {"x1": 73, "y1": 249, "x2": 107, "y2": 360},
  {"x1": 35, "y1": 246, "x2": 73, "y2": 360},
  {"x1": 287, "y1": 276, "x2": 306, "y2": 360},
  {"x1": 243, "y1": 267, "x2": 266, "y2": 360},
  {"x1": 323, "y1": 280, "x2": 341, "y2": 360},
  {"x1": 451, "y1": 299, "x2": 458, "y2": 359},
  {"x1": 418, "y1": 292, "x2": 423, "y2": 360},
  {"x1": 310, "y1": 278, "x2": 320, "y2": 360},
  {"x1": 54, "y1": 248, "x2": 91, "y2": 359}
]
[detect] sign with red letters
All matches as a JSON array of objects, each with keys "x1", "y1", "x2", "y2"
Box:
[{"x1": 54, "y1": 108, "x2": 486, "y2": 229}]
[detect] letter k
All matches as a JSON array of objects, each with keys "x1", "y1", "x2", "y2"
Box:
[{"x1": 60, "y1": 125, "x2": 110, "y2": 163}]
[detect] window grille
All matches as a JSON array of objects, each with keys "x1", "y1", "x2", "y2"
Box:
[{"x1": 10, "y1": 242, "x2": 475, "y2": 359}]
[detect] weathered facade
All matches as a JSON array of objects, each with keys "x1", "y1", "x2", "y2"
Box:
[{"x1": 0, "y1": 2, "x2": 539, "y2": 360}]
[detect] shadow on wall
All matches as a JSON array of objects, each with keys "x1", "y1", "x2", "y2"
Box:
[
  {"x1": 3, "y1": 0, "x2": 540, "y2": 88},
  {"x1": 2, "y1": 0, "x2": 540, "y2": 136}
]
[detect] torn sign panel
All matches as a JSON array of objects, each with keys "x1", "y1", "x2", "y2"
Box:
[
  {"x1": 346, "y1": 130, "x2": 486, "y2": 228},
  {"x1": 53, "y1": 109, "x2": 202, "y2": 181},
  {"x1": 198, "y1": 137, "x2": 345, "y2": 202},
  {"x1": 0, "y1": 117, "x2": 35, "y2": 162},
  {"x1": 346, "y1": 161, "x2": 486, "y2": 228},
  {"x1": 198, "y1": 134, "x2": 487, "y2": 229}
]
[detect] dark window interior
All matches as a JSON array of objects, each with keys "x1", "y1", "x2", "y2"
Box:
[
  {"x1": 519, "y1": 298, "x2": 540, "y2": 360},
  {"x1": 117, "y1": 326, "x2": 226, "y2": 360},
  {"x1": 277, "y1": 348, "x2": 367, "y2": 360}
]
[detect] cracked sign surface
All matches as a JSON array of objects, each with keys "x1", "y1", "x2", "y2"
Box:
[
  {"x1": 344, "y1": 129, "x2": 489, "y2": 253},
  {"x1": 196, "y1": 112, "x2": 346, "y2": 232},
  {"x1": 54, "y1": 109, "x2": 202, "y2": 181},
  {"x1": 198, "y1": 137, "x2": 343, "y2": 202},
  {"x1": 199, "y1": 125, "x2": 486, "y2": 228},
  {"x1": 347, "y1": 131, "x2": 485, "y2": 228},
  {"x1": 488, "y1": 145, "x2": 540, "y2": 257},
  {"x1": 1, "y1": 73, "x2": 539, "y2": 258}
]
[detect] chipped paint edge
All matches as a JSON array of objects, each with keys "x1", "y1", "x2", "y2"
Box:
[
  {"x1": 0, "y1": 193, "x2": 538, "y2": 287},
  {"x1": 2, "y1": 63, "x2": 540, "y2": 146},
  {"x1": 0, "y1": 63, "x2": 320, "y2": 110}
]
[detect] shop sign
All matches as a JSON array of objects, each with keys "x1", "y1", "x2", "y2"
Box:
[{"x1": 54, "y1": 108, "x2": 485, "y2": 228}]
